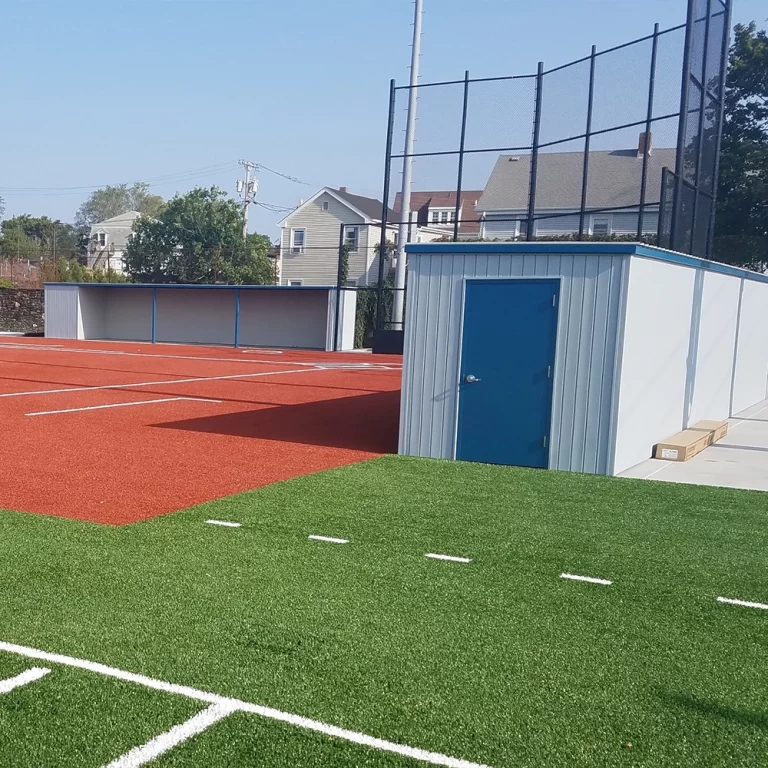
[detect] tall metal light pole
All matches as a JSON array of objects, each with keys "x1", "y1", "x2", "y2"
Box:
[{"x1": 392, "y1": 0, "x2": 423, "y2": 328}]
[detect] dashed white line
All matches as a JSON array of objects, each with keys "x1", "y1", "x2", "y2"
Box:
[
  {"x1": 101, "y1": 702, "x2": 238, "y2": 768},
  {"x1": 0, "y1": 640, "x2": 491, "y2": 768},
  {"x1": 560, "y1": 573, "x2": 612, "y2": 586},
  {"x1": 425, "y1": 553, "x2": 472, "y2": 564},
  {"x1": 25, "y1": 397, "x2": 220, "y2": 417},
  {"x1": 717, "y1": 596, "x2": 768, "y2": 610},
  {"x1": 205, "y1": 520, "x2": 242, "y2": 528},
  {"x1": 308, "y1": 535, "x2": 349, "y2": 544},
  {"x1": 0, "y1": 666, "x2": 50, "y2": 694}
]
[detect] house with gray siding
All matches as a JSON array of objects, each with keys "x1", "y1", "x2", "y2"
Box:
[
  {"x1": 86, "y1": 211, "x2": 141, "y2": 274},
  {"x1": 477, "y1": 135, "x2": 675, "y2": 240},
  {"x1": 278, "y1": 187, "x2": 446, "y2": 287}
]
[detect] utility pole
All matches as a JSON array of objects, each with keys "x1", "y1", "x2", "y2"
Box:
[
  {"x1": 237, "y1": 160, "x2": 258, "y2": 239},
  {"x1": 393, "y1": 0, "x2": 423, "y2": 329}
]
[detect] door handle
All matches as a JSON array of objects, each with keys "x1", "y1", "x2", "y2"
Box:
[{"x1": 464, "y1": 374, "x2": 481, "y2": 384}]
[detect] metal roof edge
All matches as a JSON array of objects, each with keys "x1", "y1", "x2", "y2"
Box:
[
  {"x1": 405, "y1": 242, "x2": 768, "y2": 284},
  {"x1": 42, "y1": 283, "x2": 338, "y2": 290}
]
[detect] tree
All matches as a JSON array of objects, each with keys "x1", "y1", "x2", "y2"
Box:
[
  {"x1": 75, "y1": 182, "x2": 165, "y2": 228},
  {"x1": 1, "y1": 215, "x2": 82, "y2": 258},
  {"x1": 714, "y1": 22, "x2": 768, "y2": 268},
  {"x1": 124, "y1": 186, "x2": 275, "y2": 285}
]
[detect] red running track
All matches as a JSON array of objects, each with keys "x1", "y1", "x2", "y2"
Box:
[{"x1": 0, "y1": 338, "x2": 402, "y2": 525}]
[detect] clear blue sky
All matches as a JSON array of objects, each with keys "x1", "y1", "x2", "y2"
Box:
[{"x1": 0, "y1": 0, "x2": 764, "y2": 238}]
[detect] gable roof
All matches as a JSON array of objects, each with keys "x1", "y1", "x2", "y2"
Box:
[
  {"x1": 477, "y1": 149, "x2": 677, "y2": 212},
  {"x1": 92, "y1": 211, "x2": 142, "y2": 229},
  {"x1": 393, "y1": 190, "x2": 484, "y2": 234},
  {"x1": 278, "y1": 187, "x2": 393, "y2": 227}
]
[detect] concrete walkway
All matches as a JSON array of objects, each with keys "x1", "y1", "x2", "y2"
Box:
[{"x1": 620, "y1": 400, "x2": 768, "y2": 492}]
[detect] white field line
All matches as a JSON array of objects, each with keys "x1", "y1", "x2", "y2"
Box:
[
  {"x1": 425, "y1": 553, "x2": 472, "y2": 564},
  {"x1": 205, "y1": 520, "x2": 242, "y2": 528},
  {"x1": 0, "y1": 367, "x2": 315, "y2": 399},
  {"x1": 0, "y1": 640, "x2": 490, "y2": 768},
  {"x1": 0, "y1": 666, "x2": 50, "y2": 694},
  {"x1": 560, "y1": 573, "x2": 612, "y2": 586},
  {"x1": 0, "y1": 341, "x2": 401, "y2": 370},
  {"x1": 308, "y1": 534, "x2": 349, "y2": 544},
  {"x1": 101, "y1": 702, "x2": 239, "y2": 768},
  {"x1": 25, "y1": 397, "x2": 220, "y2": 417},
  {"x1": 717, "y1": 596, "x2": 768, "y2": 610}
]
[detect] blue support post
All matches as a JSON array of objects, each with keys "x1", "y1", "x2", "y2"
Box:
[
  {"x1": 234, "y1": 288, "x2": 241, "y2": 348},
  {"x1": 151, "y1": 287, "x2": 157, "y2": 343}
]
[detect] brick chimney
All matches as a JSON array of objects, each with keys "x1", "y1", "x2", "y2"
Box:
[
  {"x1": 339, "y1": 186, "x2": 347, "y2": 193},
  {"x1": 638, "y1": 131, "x2": 653, "y2": 157}
]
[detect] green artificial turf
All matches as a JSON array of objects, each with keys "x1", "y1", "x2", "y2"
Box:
[{"x1": 1, "y1": 455, "x2": 768, "y2": 766}]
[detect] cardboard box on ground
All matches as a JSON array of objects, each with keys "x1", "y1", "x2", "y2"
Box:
[{"x1": 653, "y1": 420, "x2": 729, "y2": 462}]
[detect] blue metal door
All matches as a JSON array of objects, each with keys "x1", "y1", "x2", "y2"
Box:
[{"x1": 456, "y1": 279, "x2": 559, "y2": 468}]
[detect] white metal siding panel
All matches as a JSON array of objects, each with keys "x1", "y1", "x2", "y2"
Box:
[
  {"x1": 78, "y1": 287, "x2": 108, "y2": 339},
  {"x1": 238, "y1": 289, "x2": 329, "y2": 349},
  {"x1": 44, "y1": 285, "x2": 80, "y2": 339},
  {"x1": 731, "y1": 279, "x2": 768, "y2": 414},
  {"x1": 155, "y1": 289, "x2": 235, "y2": 345},
  {"x1": 612, "y1": 257, "x2": 695, "y2": 474},
  {"x1": 105, "y1": 289, "x2": 153, "y2": 341},
  {"x1": 280, "y1": 192, "x2": 366, "y2": 286},
  {"x1": 399, "y1": 250, "x2": 625, "y2": 473}
]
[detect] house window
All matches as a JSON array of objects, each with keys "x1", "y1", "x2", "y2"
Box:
[
  {"x1": 290, "y1": 228, "x2": 305, "y2": 254},
  {"x1": 591, "y1": 216, "x2": 612, "y2": 236},
  {"x1": 449, "y1": 211, "x2": 456, "y2": 223},
  {"x1": 97, "y1": 232, "x2": 107, "y2": 247},
  {"x1": 322, "y1": 201, "x2": 330, "y2": 211},
  {"x1": 346, "y1": 279, "x2": 358, "y2": 287},
  {"x1": 431, "y1": 211, "x2": 439, "y2": 224},
  {"x1": 344, "y1": 226, "x2": 359, "y2": 252},
  {"x1": 288, "y1": 279, "x2": 304, "y2": 286},
  {"x1": 440, "y1": 211, "x2": 449, "y2": 224}
]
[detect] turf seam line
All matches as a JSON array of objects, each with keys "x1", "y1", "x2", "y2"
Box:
[
  {"x1": 0, "y1": 367, "x2": 317, "y2": 399},
  {"x1": 0, "y1": 641, "x2": 491, "y2": 768},
  {"x1": 308, "y1": 534, "x2": 349, "y2": 544},
  {"x1": 425, "y1": 553, "x2": 472, "y2": 564},
  {"x1": 205, "y1": 520, "x2": 242, "y2": 528},
  {"x1": 25, "y1": 397, "x2": 221, "y2": 417},
  {"x1": 0, "y1": 666, "x2": 50, "y2": 694},
  {"x1": 717, "y1": 596, "x2": 768, "y2": 610},
  {"x1": 560, "y1": 573, "x2": 612, "y2": 586},
  {"x1": 100, "y1": 702, "x2": 239, "y2": 768}
]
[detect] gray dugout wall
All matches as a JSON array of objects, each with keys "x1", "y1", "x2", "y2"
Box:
[
  {"x1": 45, "y1": 284, "x2": 356, "y2": 351},
  {"x1": 399, "y1": 243, "x2": 627, "y2": 475}
]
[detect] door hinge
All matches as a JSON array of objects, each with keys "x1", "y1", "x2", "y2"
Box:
[
  {"x1": 552, "y1": 294, "x2": 557, "y2": 307},
  {"x1": 543, "y1": 435, "x2": 548, "y2": 448},
  {"x1": 547, "y1": 365, "x2": 552, "y2": 378}
]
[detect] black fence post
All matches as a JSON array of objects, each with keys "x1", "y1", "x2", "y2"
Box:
[
  {"x1": 707, "y1": 0, "x2": 733, "y2": 258},
  {"x1": 638, "y1": 23, "x2": 659, "y2": 240},
  {"x1": 658, "y1": 167, "x2": 670, "y2": 249},
  {"x1": 578, "y1": 47, "x2": 596, "y2": 240},
  {"x1": 334, "y1": 222, "x2": 346, "y2": 352},
  {"x1": 526, "y1": 62, "x2": 544, "y2": 241},
  {"x1": 671, "y1": 0, "x2": 696, "y2": 252},
  {"x1": 376, "y1": 79, "x2": 397, "y2": 333},
  {"x1": 453, "y1": 70, "x2": 470, "y2": 242},
  {"x1": 690, "y1": 0, "x2": 713, "y2": 256}
]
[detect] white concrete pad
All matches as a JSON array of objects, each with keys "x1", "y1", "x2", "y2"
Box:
[{"x1": 620, "y1": 400, "x2": 768, "y2": 492}]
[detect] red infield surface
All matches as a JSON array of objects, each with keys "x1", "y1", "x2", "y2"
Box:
[{"x1": 0, "y1": 338, "x2": 401, "y2": 525}]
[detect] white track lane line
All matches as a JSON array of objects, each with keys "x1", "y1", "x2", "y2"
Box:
[
  {"x1": 560, "y1": 573, "x2": 612, "y2": 586},
  {"x1": 0, "y1": 367, "x2": 314, "y2": 399},
  {"x1": 308, "y1": 534, "x2": 349, "y2": 544},
  {"x1": 717, "y1": 596, "x2": 768, "y2": 610},
  {"x1": 0, "y1": 641, "x2": 490, "y2": 768},
  {"x1": 425, "y1": 553, "x2": 472, "y2": 564},
  {"x1": 101, "y1": 702, "x2": 239, "y2": 768},
  {"x1": 25, "y1": 397, "x2": 220, "y2": 417},
  {"x1": 205, "y1": 520, "x2": 242, "y2": 528},
  {"x1": 0, "y1": 666, "x2": 50, "y2": 694},
  {"x1": 0, "y1": 342, "x2": 401, "y2": 370}
]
